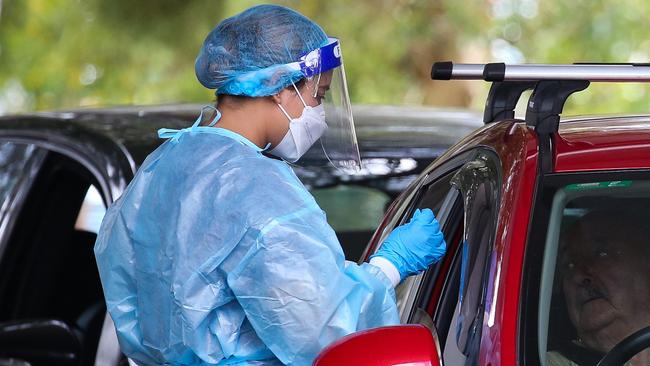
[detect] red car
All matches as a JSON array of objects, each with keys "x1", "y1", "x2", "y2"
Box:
[{"x1": 315, "y1": 63, "x2": 650, "y2": 366}]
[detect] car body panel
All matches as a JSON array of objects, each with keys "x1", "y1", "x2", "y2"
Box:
[
  {"x1": 556, "y1": 116, "x2": 650, "y2": 172},
  {"x1": 0, "y1": 117, "x2": 134, "y2": 206}
]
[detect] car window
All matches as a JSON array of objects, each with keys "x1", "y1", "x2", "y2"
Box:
[
  {"x1": 0, "y1": 144, "x2": 108, "y2": 365},
  {"x1": 394, "y1": 171, "x2": 458, "y2": 320},
  {"x1": 452, "y1": 154, "x2": 500, "y2": 355},
  {"x1": 0, "y1": 142, "x2": 41, "y2": 203},
  {"x1": 0, "y1": 142, "x2": 46, "y2": 257},
  {"x1": 437, "y1": 152, "x2": 500, "y2": 366},
  {"x1": 312, "y1": 185, "x2": 391, "y2": 261},
  {"x1": 539, "y1": 180, "x2": 650, "y2": 366}
]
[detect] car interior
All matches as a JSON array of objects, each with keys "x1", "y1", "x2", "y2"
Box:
[
  {"x1": 0, "y1": 146, "x2": 106, "y2": 366},
  {"x1": 311, "y1": 184, "x2": 392, "y2": 262},
  {"x1": 542, "y1": 187, "x2": 650, "y2": 366}
]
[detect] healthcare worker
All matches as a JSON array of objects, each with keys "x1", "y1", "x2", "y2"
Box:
[{"x1": 94, "y1": 4, "x2": 446, "y2": 366}]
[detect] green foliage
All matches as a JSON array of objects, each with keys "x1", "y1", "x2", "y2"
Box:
[{"x1": 1, "y1": 0, "x2": 649, "y2": 115}]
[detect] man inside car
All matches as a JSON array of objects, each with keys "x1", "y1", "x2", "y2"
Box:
[{"x1": 548, "y1": 208, "x2": 650, "y2": 366}]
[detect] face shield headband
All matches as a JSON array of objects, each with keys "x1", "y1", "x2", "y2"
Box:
[{"x1": 298, "y1": 38, "x2": 342, "y2": 77}]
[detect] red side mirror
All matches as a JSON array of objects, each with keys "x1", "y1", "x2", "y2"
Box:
[{"x1": 313, "y1": 325, "x2": 442, "y2": 366}]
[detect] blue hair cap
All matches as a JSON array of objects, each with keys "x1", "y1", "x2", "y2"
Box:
[{"x1": 195, "y1": 4, "x2": 328, "y2": 97}]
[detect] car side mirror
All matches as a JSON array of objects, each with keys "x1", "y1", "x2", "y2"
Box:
[
  {"x1": 313, "y1": 325, "x2": 443, "y2": 366},
  {"x1": 0, "y1": 319, "x2": 82, "y2": 366}
]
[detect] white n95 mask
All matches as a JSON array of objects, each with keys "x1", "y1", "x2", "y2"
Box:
[{"x1": 270, "y1": 93, "x2": 328, "y2": 163}]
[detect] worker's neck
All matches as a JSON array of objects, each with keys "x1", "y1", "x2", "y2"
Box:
[{"x1": 210, "y1": 105, "x2": 271, "y2": 149}]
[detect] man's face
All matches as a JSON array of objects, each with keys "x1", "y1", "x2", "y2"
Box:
[{"x1": 561, "y1": 213, "x2": 650, "y2": 353}]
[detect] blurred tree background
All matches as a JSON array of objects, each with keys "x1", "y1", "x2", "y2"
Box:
[{"x1": 1, "y1": 0, "x2": 649, "y2": 116}]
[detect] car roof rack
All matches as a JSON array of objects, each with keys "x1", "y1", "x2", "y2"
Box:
[{"x1": 431, "y1": 62, "x2": 650, "y2": 173}]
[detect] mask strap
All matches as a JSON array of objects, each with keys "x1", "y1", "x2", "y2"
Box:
[
  {"x1": 277, "y1": 103, "x2": 292, "y2": 121},
  {"x1": 276, "y1": 82, "x2": 308, "y2": 121},
  {"x1": 292, "y1": 82, "x2": 308, "y2": 108}
]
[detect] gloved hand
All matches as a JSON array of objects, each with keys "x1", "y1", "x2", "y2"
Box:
[{"x1": 371, "y1": 208, "x2": 446, "y2": 281}]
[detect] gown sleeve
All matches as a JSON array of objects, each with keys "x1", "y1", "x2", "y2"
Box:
[{"x1": 226, "y1": 179, "x2": 400, "y2": 366}]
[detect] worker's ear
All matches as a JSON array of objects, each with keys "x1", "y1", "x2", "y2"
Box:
[
  {"x1": 271, "y1": 93, "x2": 283, "y2": 105},
  {"x1": 272, "y1": 84, "x2": 302, "y2": 106}
]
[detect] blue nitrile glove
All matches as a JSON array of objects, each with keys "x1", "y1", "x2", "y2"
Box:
[{"x1": 371, "y1": 208, "x2": 446, "y2": 281}]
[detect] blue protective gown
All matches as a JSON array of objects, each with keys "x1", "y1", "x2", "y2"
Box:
[{"x1": 94, "y1": 125, "x2": 400, "y2": 366}]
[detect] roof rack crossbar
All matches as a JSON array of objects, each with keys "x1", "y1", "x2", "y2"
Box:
[
  {"x1": 486, "y1": 63, "x2": 650, "y2": 82},
  {"x1": 432, "y1": 62, "x2": 650, "y2": 82},
  {"x1": 431, "y1": 62, "x2": 485, "y2": 80},
  {"x1": 483, "y1": 81, "x2": 537, "y2": 124}
]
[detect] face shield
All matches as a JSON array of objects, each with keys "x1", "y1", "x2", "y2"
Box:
[{"x1": 294, "y1": 38, "x2": 362, "y2": 173}]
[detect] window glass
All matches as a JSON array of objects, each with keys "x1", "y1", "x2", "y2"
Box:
[
  {"x1": 449, "y1": 154, "x2": 499, "y2": 359},
  {"x1": 0, "y1": 146, "x2": 107, "y2": 364},
  {"x1": 312, "y1": 185, "x2": 391, "y2": 261},
  {"x1": 414, "y1": 172, "x2": 456, "y2": 216},
  {"x1": 541, "y1": 180, "x2": 650, "y2": 366},
  {"x1": 0, "y1": 142, "x2": 46, "y2": 253},
  {"x1": 394, "y1": 172, "x2": 456, "y2": 319},
  {"x1": 312, "y1": 185, "x2": 390, "y2": 231},
  {"x1": 0, "y1": 142, "x2": 44, "y2": 213}
]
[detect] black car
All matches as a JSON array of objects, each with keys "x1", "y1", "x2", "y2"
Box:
[{"x1": 0, "y1": 104, "x2": 479, "y2": 366}]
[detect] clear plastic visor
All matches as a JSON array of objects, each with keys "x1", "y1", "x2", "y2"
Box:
[
  {"x1": 315, "y1": 66, "x2": 360, "y2": 173},
  {"x1": 300, "y1": 39, "x2": 361, "y2": 174}
]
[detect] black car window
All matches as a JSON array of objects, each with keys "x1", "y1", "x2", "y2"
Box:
[
  {"x1": 0, "y1": 142, "x2": 46, "y2": 258},
  {"x1": 415, "y1": 172, "x2": 457, "y2": 216},
  {"x1": 312, "y1": 185, "x2": 391, "y2": 261},
  {"x1": 394, "y1": 171, "x2": 458, "y2": 320},
  {"x1": 0, "y1": 145, "x2": 107, "y2": 365}
]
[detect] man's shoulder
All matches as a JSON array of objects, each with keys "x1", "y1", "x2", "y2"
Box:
[{"x1": 546, "y1": 351, "x2": 578, "y2": 366}]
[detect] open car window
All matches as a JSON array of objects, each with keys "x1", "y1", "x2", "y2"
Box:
[
  {"x1": 540, "y1": 180, "x2": 650, "y2": 366},
  {"x1": 312, "y1": 185, "x2": 391, "y2": 261},
  {"x1": 445, "y1": 152, "x2": 500, "y2": 364}
]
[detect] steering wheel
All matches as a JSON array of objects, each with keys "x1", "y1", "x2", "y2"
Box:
[{"x1": 597, "y1": 325, "x2": 650, "y2": 366}]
